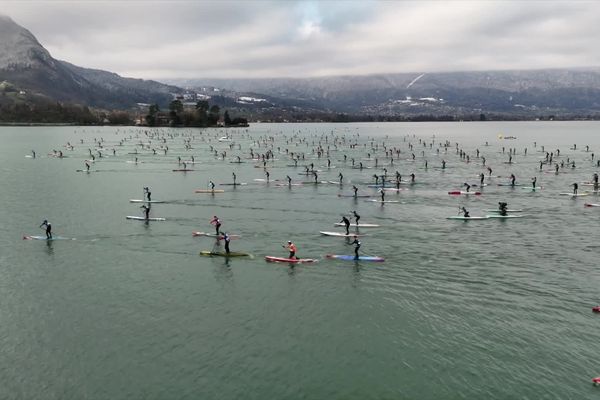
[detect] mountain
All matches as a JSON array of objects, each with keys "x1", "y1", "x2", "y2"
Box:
[
  {"x1": 0, "y1": 15, "x2": 179, "y2": 109},
  {"x1": 168, "y1": 68, "x2": 600, "y2": 119}
]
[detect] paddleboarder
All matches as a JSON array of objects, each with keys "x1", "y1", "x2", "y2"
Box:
[
  {"x1": 531, "y1": 177, "x2": 537, "y2": 189},
  {"x1": 284, "y1": 240, "x2": 297, "y2": 260},
  {"x1": 222, "y1": 233, "x2": 231, "y2": 254},
  {"x1": 209, "y1": 180, "x2": 215, "y2": 191},
  {"x1": 461, "y1": 207, "x2": 470, "y2": 218},
  {"x1": 352, "y1": 210, "x2": 361, "y2": 225},
  {"x1": 350, "y1": 235, "x2": 361, "y2": 260},
  {"x1": 210, "y1": 216, "x2": 222, "y2": 235},
  {"x1": 510, "y1": 174, "x2": 516, "y2": 186},
  {"x1": 352, "y1": 185, "x2": 359, "y2": 197},
  {"x1": 573, "y1": 182, "x2": 578, "y2": 195},
  {"x1": 39, "y1": 219, "x2": 52, "y2": 239},
  {"x1": 141, "y1": 205, "x2": 150, "y2": 220},
  {"x1": 340, "y1": 216, "x2": 351, "y2": 235},
  {"x1": 498, "y1": 202, "x2": 508, "y2": 216}
]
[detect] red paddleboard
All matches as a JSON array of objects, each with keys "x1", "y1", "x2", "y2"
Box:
[
  {"x1": 585, "y1": 203, "x2": 600, "y2": 207},
  {"x1": 264, "y1": 256, "x2": 318, "y2": 263}
]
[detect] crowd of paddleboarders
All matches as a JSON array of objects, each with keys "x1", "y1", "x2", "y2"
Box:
[{"x1": 27, "y1": 126, "x2": 600, "y2": 262}]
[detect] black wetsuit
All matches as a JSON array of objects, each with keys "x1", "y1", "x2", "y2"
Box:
[
  {"x1": 341, "y1": 217, "x2": 351, "y2": 235},
  {"x1": 351, "y1": 238, "x2": 361, "y2": 260},
  {"x1": 40, "y1": 221, "x2": 52, "y2": 239},
  {"x1": 223, "y1": 235, "x2": 230, "y2": 254}
]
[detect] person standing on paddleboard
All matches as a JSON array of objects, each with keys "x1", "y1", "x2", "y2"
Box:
[
  {"x1": 573, "y1": 182, "x2": 578, "y2": 195},
  {"x1": 340, "y1": 216, "x2": 351, "y2": 235},
  {"x1": 209, "y1": 181, "x2": 215, "y2": 192},
  {"x1": 210, "y1": 216, "x2": 222, "y2": 235},
  {"x1": 531, "y1": 177, "x2": 537, "y2": 189},
  {"x1": 461, "y1": 207, "x2": 470, "y2": 218},
  {"x1": 39, "y1": 219, "x2": 52, "y2": 239},
  {"x1": 351, "y1": 210, "x2": 361, "y2": 225},
  {"x1": 141, "y1": 205, "x2": 150, "y2": 220},
  {"x1": 350, "y1": 235, "x2": 361, "y2": 260},
  {"x1": 352, "y1": 185, "x2": 359, "y2": 197},
  {"x1": 223, "y1": 233, "x2": 231, "y2": 254},
  {"x1": 510, "y1": 174, "x2": 516, "y2": 186},
  {"x1": 594, "y1": 173, "x2": 599, "y2": 191},
  {"x1": 284, "y1": 241, "x2": 297, "y2": 259}
]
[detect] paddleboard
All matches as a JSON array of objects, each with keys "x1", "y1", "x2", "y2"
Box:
[
  {"x1": 365, "y1": 199, "x2": 400, "y2": 203},
  {"x1": 199, "y1": 251, "x2": 252, "y2": 257},
  {"x1": 125, "y1": 216, "x2": 166, "y2": 221},
  {"x1": 485, "y1": 209, "x2": 523, "y2": 213},
  {"x1": 497, "y1": 183, "x2": 523, "y2": 187},
  {"x1": 194, "y1": 189, "x2": 225, "y2": 193},
  {"x1": 382, "y1": 188, "x2": 406, "y2": 192},
  {"x1": 325, "y1": 254, "x2": 385, "y2": 262},
  {"x1": 584, "y1": 203, "x2": 600, "y2": 207},
  {"x1": 320, "y1": 231, "x2": 365, "y2": 237},
  {"x1": 522, "y1": 187, "x2": 542, "y2": 191},
  {"x1": 334, "y1": 223, "x2": 380, "y2": 228},
  {"x1": 337, "y1": 194, "x2": 371, "y2": 198},
  {"x1": 265, "y1": 256, "x2": 318, "y2": 263},
  {"x1": 129, "y1": 199, "x2": 165, "y2": 203},
  {"x1": 446, "y1": 216, "x2": 489, "y2": 220},
  {"x1": 172, "y1": 169, "x2": 194, "y2": 172},
  {"x1": 220, "y1": 183, "x2": 248, "y2": 186},
  {"x1": 485, "y1": 214, "x2": 526, "y2": 219},
  {"x1": 448, "y1": 191, "x2": 482, "y2": 195},
  {"x1": 192, "y1": 232, "x2": 240, "y2": 239},
  {"x1": 23, "y1": 235, "x2": 74, "y2": 240},
  {"x1": 559, "y1": 192, "x2": 588, "y2": 197}
]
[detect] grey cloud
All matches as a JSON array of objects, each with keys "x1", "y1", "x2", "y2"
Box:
[{"x1": 1, "y1": 0, "x2": 599, "y2": 79}]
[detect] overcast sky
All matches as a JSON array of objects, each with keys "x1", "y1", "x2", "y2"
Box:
[{"x1": 1, "y1": 0, "x2": 599, "y2": 80}]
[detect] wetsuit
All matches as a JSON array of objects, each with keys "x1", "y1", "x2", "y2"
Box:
[
  {"x1": 223, "y1": 234, "x2": 231, "y2": 254},
  {"x1": 350, "y1": 238, "x2": 361, "y2": 260},
  {"x1": 499, "y1": 202, "x2": 508, "y2": 216},
  {"x1": 352, "y1": 211, "x2": 360, "y2": 225},
  {"x1": 210, "y1": 217, "x2": 221, "y2": 235},
  {"x1": 40, "y1": 220, "x2": 52, "y2": 239},
  {"x1": 341, "y1": 217, "x2": 351, "y2": 235}
]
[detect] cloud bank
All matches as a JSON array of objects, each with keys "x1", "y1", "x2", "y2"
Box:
[{"x1": 1, "y1": 0, "x2": 599, "y2": 79}]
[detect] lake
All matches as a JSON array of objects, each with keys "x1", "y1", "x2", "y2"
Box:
[{"x1": 1, "y1": 121, "x2": 600, "y2": 399}]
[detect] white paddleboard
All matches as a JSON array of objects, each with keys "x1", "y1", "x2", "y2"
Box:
[
  {"x1": 126, "y1": 216, "x2": 166, "y2": 221},
  {"x1": 319, "y1": 231, "x2": 365, "y2": 237},
  {"x1": 334, "y1": 223, "x2": 380, "y2": 228}
]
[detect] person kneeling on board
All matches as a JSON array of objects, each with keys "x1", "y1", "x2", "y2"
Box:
[{"x1": 498, "y1": 202, "x2": 508, "y2": 216}]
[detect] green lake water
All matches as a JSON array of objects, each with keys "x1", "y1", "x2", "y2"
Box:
[{"x1": 1, "y1": 121, "x2": 600, "y2": 399}]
